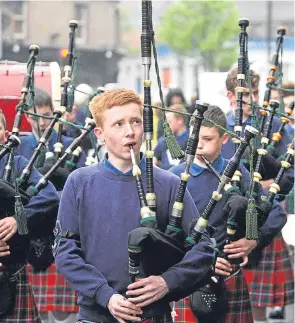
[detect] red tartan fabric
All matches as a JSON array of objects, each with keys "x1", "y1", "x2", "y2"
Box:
[
  {"x1": 243, "y1": 233, "x2": 294, "y2": 307},
  {"x1": 1, "y1": 267, "x2": 41, "y2": 323},
  {"x1": 27, "y1": 262, "x2": 78, "y2": 313},
  {"x1": 173, "y1": 269, "x2": 253, "y2": 323}
]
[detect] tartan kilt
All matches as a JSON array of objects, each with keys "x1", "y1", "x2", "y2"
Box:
[
  {"x1": 173, "y1": 268, "x2": 253, "y2": 323},
  {"x1": 0, "y1": 267, "x2": 41, "y2": 323},
  {"x1": 27, "y1": 261, "x2": 79, "y2": 313},
  {"x1": 243, "y1": 233, "x2": 294, "y2": 307}
]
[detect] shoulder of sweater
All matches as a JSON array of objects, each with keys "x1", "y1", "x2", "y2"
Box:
[
  {"x1": 155, "y1": 136, "x2": 166, "y2": 147},
  {"x1": 153, "y1": 165, "x2": 181, "y2": 187},
  {"x1": 68, "y1": 163, "x2": 101, "y2": 191},
  {"x1": 19, "y1": 135, "x2": 29, "y2": 140},
  {"x1": 14, "y1": 155, "x2": 30, "y2": 166},
  {"x1": 61, "y1": 134, "x2": 74, "y2": 144},
  {"x1": 168, "y1": 162, "x2": 185, "y2": 176},
  {"x1": 14, "y1": 155, "x2": 30, "y2": 176},
  {"x1": 19, "y1": 135, "x2": 30, "y2": 144}
]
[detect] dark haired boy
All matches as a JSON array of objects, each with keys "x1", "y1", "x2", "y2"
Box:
[
  {"x1": 0, "y1": 110, "x2": 59, "y2": 323},
  {"x1": 170, "y1": 105, "x2": 286, "y2": 323}
]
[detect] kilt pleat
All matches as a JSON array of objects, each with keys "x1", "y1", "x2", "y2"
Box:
[
  {"x1": 27, "y1": 262, "x2": 78, "y2": 313},
  {"x1": 223, "y1": 269, "x2": 253, "y2": 323},
  {"x1": 173, "y1": 269, "x2": 253, "y2": 323},
  {"x1": 243, "y1": 233, "x2": 294, "y2": 307},
  {"x1": 0, "y1": 267, "x2": 41, "y2": 323}
]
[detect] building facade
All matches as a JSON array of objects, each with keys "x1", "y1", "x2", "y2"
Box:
[
  {"x1": 118, "y1": 1, "x2": 294, "y2": 104},
  {"x1": 0, "y1": 0, "x2": 123, "y2": 87}
]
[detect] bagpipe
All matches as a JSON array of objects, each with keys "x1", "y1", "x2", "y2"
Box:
[
  {"x1": 247, "y1": 138, "x2": 295, "y2": 265},
  {"x1": 0, "y1": 22, "x2": 80, "y2": 272},
  {"x1": 55, "y1": 20, "x2": 78, "y2": 160},
  {"x1": 128, "y1": 111, "x2": 258, "y2": 316},
  {"x1": 128, "y1": 0, "x2": 191, "y2": 284},
  {"x1": 0, "y1": 45, "x2": 39, "y2": 160},
  {"x1": 26, "y1": 117, "x2": 96, "y2": 198},
  {"x1": 233, "y1": 18, "x2": 249, "y2": 152},
  {"x1": 266, "y1": 138, "x2": 295, "y2": 204},
  {"x1": 28, "y1": 20, "x2": 80, "y2": 191},
  {"x1": 127, "y1": 5, "x2": 260, "y2": 301},
  {"x1": 0, "y1": 45, "x2": 57, "y2": 273},
  {"x1": 23, "y1": 112, "x2": 95, "y2": 271},
  {"x1": 253, "y1": 100, "x2": 280, "y2": 192},
  {"x1": 267, "y1": 100, "x2": 295, "y2": 157},
  {"x1": 0, "y1": 46, "x2": 40, "y2": 296},
  {"x1": 128, "y1": 101, "x2": 209, "y2": 282},
  {"x1": 234, "y1": 26, "x2": 291, "y2": 184},
  {"x1": 258, "y1": 26, "x2": 287, "y2": 133},
  {"x1": 231, "y1": 18, "x2": 249, "y2": 189},
  {"x1": 186, "y1": 125, "x2": 259, "y2": 250}
]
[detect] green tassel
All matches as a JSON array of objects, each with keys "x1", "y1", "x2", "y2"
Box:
[
  {"x1": 14, "y1": 196, "x2": 28, "y2": 235},
  {"x1": 245, "y1": 197, "x2": 258, "y2": 240},
  {"x1": 163, "y1": 119, "x2": 184, "y2": 160},
  {"x1": 35, "y1": 146, "x2": 47, "y2": 168},
  {"x1": 251, "y1": 116, "x2": 261, "y2": 150},
  {"x1": 286, "y1": 187, "x2": 294, "y2": 214}
]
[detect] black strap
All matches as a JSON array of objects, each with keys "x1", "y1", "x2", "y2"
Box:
[{"x1": 58, "y1": 230, "x2": 80, "y2": 240}]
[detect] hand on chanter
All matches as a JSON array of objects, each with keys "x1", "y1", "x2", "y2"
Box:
[
  {"x1": 127, "y1": 275, "x2": 169, "y2": 307},
  {"x1": 107, "y1": 294, "x2": 143, "y2": 323},
  {"x1": 214, "y1": 257, "x2": 232, "y2": 276},
  {"x1": 0, "y1": 240, "x2": 10, "y2": 257},
  {"x1": 0, "y1": 217, "x2": 17, "y2": 241},
  {"x1": 223, "y1": 238, "x2": 257, "y2": 267}
]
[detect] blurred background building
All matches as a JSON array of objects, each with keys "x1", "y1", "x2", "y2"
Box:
[
  {"x1": 118, "y1": 0, "x2": 294, "y2": 110},
  {"x1": 0, "y1": 0, "x2": 294, "y2": 109},
  {"x1": 0, "y1": 0, "x2": 123, "y2": 87}
]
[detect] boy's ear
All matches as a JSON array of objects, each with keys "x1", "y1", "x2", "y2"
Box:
[
  {"x1": 4, "y1": 130, "x2": 9, "y2": 141},
  {"x1": 222, "y1": 133, "x2": 230, "y2": 145},
  {"x1": 226, "y1": 91, "x2": 236, "y2": 107},
  {"x1": 94, "y1": 127, "x2": 105, "y2": 143}
]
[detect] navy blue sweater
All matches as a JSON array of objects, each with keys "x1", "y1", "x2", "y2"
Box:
[
  {"x1": 55, "y1": 158, "x2": 215, "y2": 322},
  {"x1": 0, "y1": 155, "x2": 59, "y2": 264},
  {"x1": 16, "y1": 130, "x2": 86, "y2": 168},
  {"x1": 170, "y1": 155, "x2": 287, "y2": 250},
  {"x1": 222, "y1": 112, "x2": 292, "y2": 160},
  {"x1": 154, "y1": 130, "x2": 189, "y2": 170}
]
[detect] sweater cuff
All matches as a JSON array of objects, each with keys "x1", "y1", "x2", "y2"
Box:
[
  {"x1": 161, "y1": 269, "x2": 180, "y2": 295},
  {"x1": 255, "y1": 230, "x2": 268, "y2": 250},
  {"x1": 95, "y1": 284, "x2": 118, "y2": 309}
]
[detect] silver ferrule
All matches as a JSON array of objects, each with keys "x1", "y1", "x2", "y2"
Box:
[
  {"x1": 65, "y1": 147, "x2": 73, "y2": 154},
  {"x1": 144, "y1": 132, "x2": 153, "y2": 141},
  {"x1": 142, "y1": 57, "x2": 151, "y2": 67},
  {"x1": 171, "y1": 208, "x2": 183, "y2": 218}
]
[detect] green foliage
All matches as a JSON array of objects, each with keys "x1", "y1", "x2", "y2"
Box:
[
  {"x1": 158, "y1": 0, "x2": 240, "y2": 71},
  {"x1": 120, "y1": 8, "x2": 133, "y2": 32}
]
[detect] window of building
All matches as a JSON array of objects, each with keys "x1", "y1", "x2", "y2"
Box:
[
  {"x1": 75, "y1": 2, "x2": 89, "y2": 45},
  {"x1": 2, "y1": 0, "x2": 27, "y2": 39}
]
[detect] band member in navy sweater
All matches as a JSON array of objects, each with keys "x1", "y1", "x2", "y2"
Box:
[
  {"x1": 170, "y1": 105, "x2": 287, "y2": 323},
  {"x1": 0, "y1": 109, "x2": 59, "y2": 323},
  {"x1": 14, "y1": 88, "x2": 82, "y2": 323},
  {"x1": 54, "y1": 88, "x2": 215, "y2": 323},
  {"x1": 16, "y1": 87, "x2": 86, "y2": 168}
]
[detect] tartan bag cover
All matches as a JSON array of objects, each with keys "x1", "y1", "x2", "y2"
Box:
[
  {"x1": 243, "y1": 233, "x2": 294, "y2": 307},
  {"x1": 1, "y1": 267, "x2": 41, "y2": 323},
  {"x1": 173, "y1": 268, "x2": 253, "y2": 323},
  {"x1": 27, "y1": 262, "x2": 79, "y2": 312}
]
